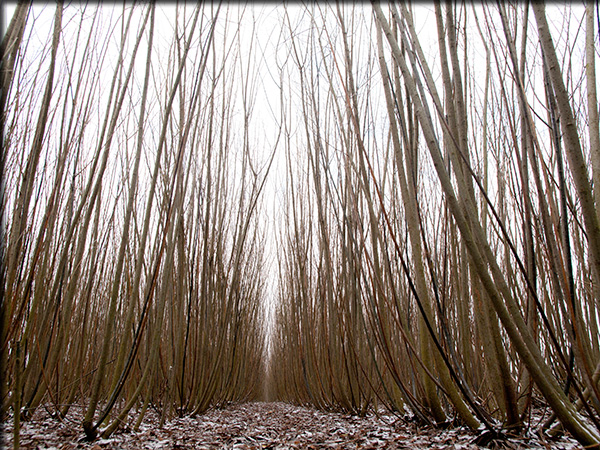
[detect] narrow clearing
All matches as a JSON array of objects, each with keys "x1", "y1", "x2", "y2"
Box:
[{"x1": 3, "y1": 402, "x2": 583, "y2": 449}]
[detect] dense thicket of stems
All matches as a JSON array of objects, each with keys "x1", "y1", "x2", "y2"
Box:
[
  {"x1": 270, "y1": 3, "x2": 600, "y2": 448},
  {"x1": 2, "y1": 3, "x2": 269, "y2": 439},
  {"x1": 2, "y1": 3, "x2": 600, "y2": 449}
]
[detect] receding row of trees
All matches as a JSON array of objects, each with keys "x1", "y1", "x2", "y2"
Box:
[
  {"x1": 2, "y1": 2, "x2": 600, "y2": 450},
  {"x1": 269, "y1": 2, "x2": 600, "y2": 449},
  {"x1": 1, "y1": 3, "x2": 271, "y2": 444}
]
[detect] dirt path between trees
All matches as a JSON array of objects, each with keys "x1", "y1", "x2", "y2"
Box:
[{"x1": 2, "y1": 401, "x2": 583, "y2": 449}]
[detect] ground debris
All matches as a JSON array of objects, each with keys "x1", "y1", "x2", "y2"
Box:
[{"x1": 1, "y1": 402, "x2": 584, "y2": 449}]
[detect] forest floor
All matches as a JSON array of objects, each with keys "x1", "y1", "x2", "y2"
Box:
[{"x1": 1, "y1": 401, "x2": 584, "y2": 449}]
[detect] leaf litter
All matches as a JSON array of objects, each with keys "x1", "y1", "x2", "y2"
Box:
[{"x1": 1, "y1": 402, "x2": 584, "y2": 449}]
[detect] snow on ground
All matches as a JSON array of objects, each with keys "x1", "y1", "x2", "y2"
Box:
[{"x1": 1, "y1": 402, "x2": 584, "y2": 449}]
